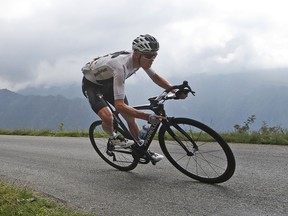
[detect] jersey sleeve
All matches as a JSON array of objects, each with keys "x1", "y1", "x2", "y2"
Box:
[{"x1": 111, "y1": 64, "x2": 126, "y2": 100}]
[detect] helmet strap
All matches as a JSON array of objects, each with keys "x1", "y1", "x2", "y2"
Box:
[{"x1": 138, "y1": 54, "x2": 142, "y2": 66}]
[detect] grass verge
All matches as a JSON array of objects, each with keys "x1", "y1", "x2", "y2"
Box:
[
  {"x1": 0, "y1": 128, "x2": 288, "y2": 145},
  {"x1": 0, "y1": 179, "x2": 94, "y2": 216},
  {"x1": 0, "y1": 129, "x2": 89, "y2": 137}
]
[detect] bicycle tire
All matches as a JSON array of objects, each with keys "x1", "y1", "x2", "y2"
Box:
[
  {"x1": 158, "y1": 118, "x2": 236, "y2": 183},
  {"x1": 89, "y1": 120, "x2": 138, "y2": 171}
]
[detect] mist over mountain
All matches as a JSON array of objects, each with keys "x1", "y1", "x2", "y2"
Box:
[
  {"x1": 1, "y1": 71, "x2": 287, "y2": 132},
  {"x1": 18, "y1": 84, "x2": 83, "y2": 99},
  {"x1": 0, "y1": 89, "x2": 96, "y2": 130}
]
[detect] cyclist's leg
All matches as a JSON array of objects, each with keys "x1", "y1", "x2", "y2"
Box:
[
  {"x1": 121, "y1": 112, "x2": 140, "y2": 142},
  {"x1": 85, "y1": 90, "x2": 114, "y2": 136},
  {"x1": 107, "y1": 94, "x2": 140, "y2": 142},
  {"x1": 117, "y1": 98, "x2": 164, "y2": 162},
  {"x1": 82, "y1": 77, "x2": 114, "y2": 137},
  {"x1": 98, "y1": 107, "x2": 114, "y2": 136}
]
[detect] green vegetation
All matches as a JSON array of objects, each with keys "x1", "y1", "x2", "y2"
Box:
[
  {"x1": 0, "y1": 128, "x2": 89, "y2": 137},
  {"x1": 0, "y1": 116, "x2": 287, "y2": 145},
  {"x1": 162, "y1": 115, "x2": 288, "y2": 145},
  {"x1": 228, "y1": 115, "x2": 288, "y2": 145},
  {"x1": 0, "y1": 180, "x2": 94, "y2": 216}
]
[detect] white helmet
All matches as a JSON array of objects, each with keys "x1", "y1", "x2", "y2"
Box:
[{"x1": 132, "y1": 34, "x2": 159, "y2": 52}]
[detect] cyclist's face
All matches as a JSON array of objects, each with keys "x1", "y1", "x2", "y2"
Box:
[{"x1": 140, "y1": 52, "x2": 157, "y2": 69}]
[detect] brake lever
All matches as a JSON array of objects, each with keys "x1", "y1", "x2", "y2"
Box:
[
  {"x1": 190, "y1": 89, "x2": 196, "y2": 96},
  {"x1": 179, "y1": 81, "x2": 196, "y2": 96},
  {"x1": 158, "y1": 81, "x2": 196, "y2": 101}
]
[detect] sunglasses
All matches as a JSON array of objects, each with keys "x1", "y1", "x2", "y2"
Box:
[{"x1": 142, "y1": 53, "x2": 157, "y2": 59}]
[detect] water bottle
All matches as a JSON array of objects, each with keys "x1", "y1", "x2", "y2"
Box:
[{"x1": 139, "y1": 125, "x2": 150, "y2": 139}]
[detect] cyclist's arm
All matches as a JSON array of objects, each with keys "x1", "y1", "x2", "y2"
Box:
[
  {"x1": 114, "y1": 99, "x2": 150, "y2": 121},
  {"x1": 146, "y1": 70, "x2": 187, "y2": 98},
  {"x1": 149, "y1": 72, "x2": 174, "y2": 90}
]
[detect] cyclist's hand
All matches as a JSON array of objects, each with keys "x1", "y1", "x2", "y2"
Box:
[
  {"x1": 175, "y1": 89, "x2": 189, "y2": 99},
  {"x1": 148, "y1": 114, "x2": 162, "y2": 125}
]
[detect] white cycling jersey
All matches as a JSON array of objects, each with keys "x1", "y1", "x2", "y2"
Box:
[{"x1": 82, "y1": 51, "x2": 156, "y2": 100}]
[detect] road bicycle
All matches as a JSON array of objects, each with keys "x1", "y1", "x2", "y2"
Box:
[{"x1": 89, "y1": 81, "x2": 236, "y2": 184}]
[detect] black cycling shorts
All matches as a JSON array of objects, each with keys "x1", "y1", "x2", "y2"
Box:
[{"x1": 82, "y1": 77, "x2": 128, "y2": 114}]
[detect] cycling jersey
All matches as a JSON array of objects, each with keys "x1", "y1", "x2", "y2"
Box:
[{"x1": 81, "y1": 51, "x2": 156, "y2": 100}]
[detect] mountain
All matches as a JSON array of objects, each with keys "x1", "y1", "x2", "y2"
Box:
[
  {"x1": 18, "y1": 84, "x2": 83, "y2": 99},
  {"x1": 0, "y1": 89, "x2": 96, "y2": 130},
  {"x1": 1, "y1": 71, "x2": 288, "y2": 132},
  {"x1": 172, "y1": 73, "x2": 288, "y2": 131}
]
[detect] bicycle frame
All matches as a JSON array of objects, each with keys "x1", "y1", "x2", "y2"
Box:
[
  {"x1": 104, "y1": 80, "x2": 195, "y2": 150},
  {"x1": 105, "y1": 85, "x2": 198, "y2": 156},
  {"x1": 105, "y1": 99, "x2": 163, "y2": 152},
  {"x1": 104, "y1": 98, "x2": 199, "y2": 167}
]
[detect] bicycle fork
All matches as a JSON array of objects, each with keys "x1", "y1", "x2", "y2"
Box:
[{"x1": 164, "y1": 118, "x2": 198, "y2": 156}]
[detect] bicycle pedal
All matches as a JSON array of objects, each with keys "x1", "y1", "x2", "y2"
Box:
[
  {"x1": 107, "y1": 141, "x2": 115, "y2": 151},
  {"x1": 106, "y1": 150, "x2": 114, "y2": 157},
  {"x1": 138, "y1": 154, "x2": 150, "y2": 164}
]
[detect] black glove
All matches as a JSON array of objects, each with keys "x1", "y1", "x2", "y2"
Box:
[{"x1": 175, "y1": 88, "x2": 189, "y2": 99}]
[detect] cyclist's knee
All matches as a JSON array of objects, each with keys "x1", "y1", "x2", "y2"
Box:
[{"x1": 98, "y1": 107, "x2": 113, "y2": 123}]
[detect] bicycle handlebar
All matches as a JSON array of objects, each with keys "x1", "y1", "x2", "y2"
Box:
[{"x1": 155, "y1": 81, "x2": 196, "y2": 102}]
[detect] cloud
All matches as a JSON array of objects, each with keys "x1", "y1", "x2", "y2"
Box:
[
  {"x1": 0, "y1": 0, "x2": 52, "y2": 20},
  {"x1": 1, "y1": 0, "x2": 288, "y2": 91}
]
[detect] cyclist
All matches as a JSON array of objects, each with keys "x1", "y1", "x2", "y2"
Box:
[{"x1": 82, "y1": 34, "x2": 187, "y2": 162}]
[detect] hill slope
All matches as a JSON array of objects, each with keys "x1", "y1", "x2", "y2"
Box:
[
  {"x1": 0, "y1": 89, "x2": 96, "y2": 130},
  {"x1": 2, "y1": 72, "x2": 288, "y2": 132}
]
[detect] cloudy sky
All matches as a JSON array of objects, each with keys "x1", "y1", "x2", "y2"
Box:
[{"x1": 1, "y1": 0, "x2": 288, "y2": 91}]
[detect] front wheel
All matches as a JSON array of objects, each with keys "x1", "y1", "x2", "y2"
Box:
[
  {"x1": 158, "y1": 118, "x2": 236, "y2": 183},
  {"x1": 89, "y1": 120, "x2": 138, "y2": 171}
]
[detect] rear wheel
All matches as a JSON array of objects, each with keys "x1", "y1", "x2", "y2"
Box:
[
  {"x1": 89, "y1": 120, "x2": 138, "y2": 171},
  {"x1": 158, "y1": 118, "x2": 236, "y2": 183}
]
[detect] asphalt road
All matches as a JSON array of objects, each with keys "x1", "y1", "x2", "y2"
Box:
[{"x1": 0, "y1": 135, "x2": 287, "y2": 216}]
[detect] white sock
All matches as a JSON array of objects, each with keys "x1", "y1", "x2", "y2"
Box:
[{"x1": 109, "y1": 132, "x2": 117, "y2": 139}]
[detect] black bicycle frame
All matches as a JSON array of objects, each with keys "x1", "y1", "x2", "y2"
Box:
[
  {"x1": 105, "y1": 102, "x2": 132, "y2": 139},
  {"x1": 106, "y1": 99, "x2": 196, "y2": 155},
  {"x1": 104, "y1": 101, "x2": 163, "y2": 151}
]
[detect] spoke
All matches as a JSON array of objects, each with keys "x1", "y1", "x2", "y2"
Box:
[
  {"x1": 89, "y1": 123, "x2": 137, "y2": 170},
  {"x1": 192, "y1": 156, "x2": 210, "y2": 177},
  {"x1": 196, "y1": 149, "x2": 227, "y2": 162},
  {"x1": 195, "y1": 153, "x2": 226, "y2": 172},
  {"x1": 162, "y1": 120, "x2": 233, "y2": 182}
]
